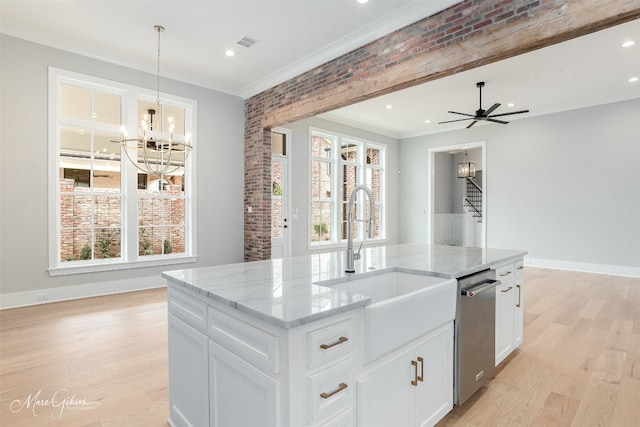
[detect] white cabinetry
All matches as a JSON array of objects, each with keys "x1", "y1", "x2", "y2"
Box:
[
  {"x1": 168, "y1": 314, "x2": 210, "y2": 427},
  {"x1": 495, "y1": 259, "x2": 525, "y2": 366},
  {"x1": 209, "y1": 341, "x2": 278, "y2": 427},
  {"x1": 357, "y1": 323, "x2": 453, "y2": 427},
  {"x1": 167, "y1": 286, "x2": 357, "y2": 427}
]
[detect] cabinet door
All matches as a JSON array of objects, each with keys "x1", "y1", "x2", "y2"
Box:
[
  {"x1": 415, "y1": 324, "x2": 454, "y2": 427},
  {"x1": 357, "y1": 353, "x2": 414, "y2": 427},
  {"x1": 209, "y1": 341, "x2": 278, "y2": 427},
  {"x1": 495, "y1": 281, "x2": 515, "y2": 366},
  {"x1": 168, "y1": 314, "x2": 210, "y2": 427},
  {"x1": 514, "y1": 263, "x2": 525, "y2": 348}
]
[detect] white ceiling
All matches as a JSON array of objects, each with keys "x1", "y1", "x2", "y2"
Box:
[
  {"x1": 0, "y1": 0, "x2": 459, "y2": 97},
  {"x1": 1, "y1": 1, "x2": 638, "y2": 139}
]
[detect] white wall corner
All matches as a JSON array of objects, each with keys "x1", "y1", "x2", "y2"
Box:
[
  {"x1": 0, "y1": 276, "x2": 166, "y2": 310},
  {"x1": 525, "y1": 257, "x2": 640, "y2": 278}
]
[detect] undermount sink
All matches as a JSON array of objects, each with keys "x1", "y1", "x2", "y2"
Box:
[{"x1": 329, "y1": 271, "x2": 457, "y2": 364}]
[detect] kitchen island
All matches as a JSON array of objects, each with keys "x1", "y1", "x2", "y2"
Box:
[{"x1": 163, "y1": 243, "x2": 526, "y2": 427}]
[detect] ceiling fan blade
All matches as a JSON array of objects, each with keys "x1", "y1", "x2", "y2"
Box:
[
  {"x1": 484, "y1": 103, "x2": 501, "y2": 115},
  {"x1": 438, "y1": 117, "x2": 475, "y2": 124},
  {"x1": 446, "y1": 111, "x2": 476, "y2": 117},
  {"x1": 489, "y1": 109, "x2": 530, "y2": 118},
  {"x1": 466, "y1": 120, "x2": 478, "y2": 129},
  {"x1": 487, "y1": 118, "x2": 509, "y2": 125}
]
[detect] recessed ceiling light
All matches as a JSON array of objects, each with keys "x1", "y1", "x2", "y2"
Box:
[
  {"x1": 507, "y1": 103, "x2": 515, "y2": 107},
  {"x1": 629, "y1": 76, "x2": 639, "y2": 83},
  {"x1": 424, "y1": 119, "x2": 431, "y2": 124},
  {"x1": 621, "y1": 40, "x2": 636, "y2": 48},
  {"x1": 386, "y1": 104, "x2": 393, "y2": 109},
  {"x1": 225, "y1": 49, "x2": 235, "y2": 57},
  {"x1": 357, "y1": 0, "x2": 369, "y2": 4}
]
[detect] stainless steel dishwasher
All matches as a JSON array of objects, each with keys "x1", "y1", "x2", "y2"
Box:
[{"x1": 454, "y1": 268, "x2": 500, "y2": 405}]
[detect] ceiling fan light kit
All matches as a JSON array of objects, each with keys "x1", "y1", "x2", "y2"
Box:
[{"x1": 439, "y1": 81, "x2": 530, "y2": 128}]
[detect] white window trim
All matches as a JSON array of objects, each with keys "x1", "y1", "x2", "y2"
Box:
[
  {"x1": 308, "y1": 127, "x2": 387, "y2": 250},
  {"x1": 47, "y1": 67, "x2": 198, "y2": 275}
]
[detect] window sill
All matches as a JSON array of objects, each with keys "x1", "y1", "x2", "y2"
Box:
[
  {"x1": 48, "y1": 255, "x2": 198, "y2": 276},
  {"x1": 308, "y1": 239, "x2": 387, "y2": 252}
]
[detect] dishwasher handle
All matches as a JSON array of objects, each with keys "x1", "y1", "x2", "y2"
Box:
[{"x1": 461, "y1": 279, "x2": 500, "y2": 297}]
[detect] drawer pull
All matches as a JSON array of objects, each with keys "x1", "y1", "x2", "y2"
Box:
[
  {"x1": 517, "y1": 265, "x2": 524, "y2": 270},
  {"x1": 501, "y1": 286, "x2": 513, "y2": 293},
  {"x1": 411, "y1": 360, "x2": 418, "y2": 386},
  {"x1": 417, "y1": 357, "x2": 424, "y2": 382},
  {"x1": 320, "y1": 336, "x2": 348, "y2": 350},
  {"x1": 500, "y1": 271, "x2": 512, "y2": 277},
  {"x1": 516, "y1": 284, "x2": 521, "y2": 308},
  {"x1": 320, "y1": 382, "x2": 348, "y2": 399}
]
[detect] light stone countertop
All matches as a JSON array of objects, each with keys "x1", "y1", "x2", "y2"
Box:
[{"x1": 162, "y1": 243, "x2": 527, "y2": 329}]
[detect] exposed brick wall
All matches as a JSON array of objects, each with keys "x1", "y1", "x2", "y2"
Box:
[{"x1": 244, "y1": 0, "x2": 633, "y2": 261}]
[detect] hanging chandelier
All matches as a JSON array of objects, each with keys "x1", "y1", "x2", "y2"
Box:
[
  {"x1": 457, "y1": 150, "x2": 476, "y2": 178},
  {"x1": 115, "y1": 25, "x2": 192, "y2": 177}
]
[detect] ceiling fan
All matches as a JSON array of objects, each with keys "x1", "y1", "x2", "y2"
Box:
[{"x1": 439, "y1": 81, "x2": 529, "y2": 128}]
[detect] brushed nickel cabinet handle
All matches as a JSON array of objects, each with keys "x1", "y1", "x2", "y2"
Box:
[
  {"x1": 320, "y1": 382, "x2": 348, "y2": 399},
  {"x1": 320, "y1": 336, "x2": 348, "y2": 350},
  {"x1": 417, "y1": 357, "x2": 424, "y2": 382},
  {"x1": 500, "y1": 271, "x2": 512, "y2": 277},
  {"x1": 411, "y1": 360, "x2": 418, "y2": 386},
  {"x1": 516, "y1": 284, "x2": 521, "y2": 308},
  {"x1": 501, "y1": 286, "x2": 513, "y2": 293},
  {"x1": 517, "y1": 265, "x2": 524, "y2": 270}
]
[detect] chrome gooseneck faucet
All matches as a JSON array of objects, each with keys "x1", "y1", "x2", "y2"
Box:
[{"x1": 345, "y1": 185, "x2": 375, "y2": 273}]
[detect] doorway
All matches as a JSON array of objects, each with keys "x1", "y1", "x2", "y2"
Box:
[
  {"x1": 271, "y1": 127, "x2": 291, "y2": 259},
  {"x1": 427, "y1": 141, "x2": 486, "y2": 248}
]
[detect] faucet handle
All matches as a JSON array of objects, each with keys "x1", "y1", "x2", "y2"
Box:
[{"x1": 354, "y1": 242, "x2": 363, "y2": 260}]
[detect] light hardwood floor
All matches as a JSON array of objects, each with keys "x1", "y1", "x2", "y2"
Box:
[{"x1": 1, "y1": 268, "x2": 639, "y2": 426}]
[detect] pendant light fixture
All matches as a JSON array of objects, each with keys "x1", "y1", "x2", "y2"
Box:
[
  {"x1": 114, "y1": 25, "x2": 192, "y2": 179},
  {"x1": 457, "y1": 151, "x2": 476, "y2": 178}
]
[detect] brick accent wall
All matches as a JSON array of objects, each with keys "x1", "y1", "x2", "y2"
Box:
[{"x1": 244, "y1": 0, "x2": 639, "y2": 260}]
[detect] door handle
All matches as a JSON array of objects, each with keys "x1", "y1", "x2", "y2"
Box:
[
  {"x1": 417, "y1": 357, "x2": 424, "y2": 382},
  {"x1": 516, "y1": 284, "x2": 521, "y2": 307}
]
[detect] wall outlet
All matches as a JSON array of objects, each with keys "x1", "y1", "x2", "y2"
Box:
[{"x1": 36, "y1": 293, "x2": 48, "y2": 302}]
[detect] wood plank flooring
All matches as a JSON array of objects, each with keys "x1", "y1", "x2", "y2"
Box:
[
  {"x1": 0, "y1": 289, "x2": 170, "y2": 426},
  {"x1": 0, "y1": 267, "x2": 639, "y2": 426},
  {"x1": 438, "y1": 268, "x2": 640, "y2": 427}
]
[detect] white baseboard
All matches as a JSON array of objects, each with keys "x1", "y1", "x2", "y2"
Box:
[
  {"x1": 0, "y1": 276, "x2": 165, "y2": 310},
  {"x1": 525, "y1": 257, "x2": 640, "y2": 278}
]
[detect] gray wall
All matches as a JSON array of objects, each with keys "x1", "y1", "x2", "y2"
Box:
[
  {"x1": 400, "y1": 98, "x2": 640, "y2": 268},
  {"x1": 0, "y1": 35, "x2": 245, "y2": 296},
  {"x1": 433, "y1": 152, "x2": 454, "y2": 214},
  {"x1": 285, "y1": 117, "x2": 401, "y2": 256}
]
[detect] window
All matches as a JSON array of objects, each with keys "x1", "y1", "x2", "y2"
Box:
[
  {"x1": 310, "y1": 129, "x2": 385, "y2": 246},
  {"x1": 48, "y1": 68, "x2": 196, "y2": 274}
]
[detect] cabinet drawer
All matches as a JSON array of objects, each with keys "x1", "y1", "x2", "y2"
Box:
[
  {"x1": 307, "y1": 319, "x2": 354, "y2": 368},
  {"x1": 308, "y1": 359, "x2": 355, "y2": 424},
  {"x1": 496, "y1": 263, "x2": 515, "y2": 281},
  {"x1": 318, "y1": 408, "x2": 355, "y2": 427},
  {"x1": 208, "y1": 307, "x2": 279, "y2": 374},
  {"x1": 168, "y1": 288, "x2": 208, "y2": 332},
  {"x1": 515, "y1": 260, "x2": 525, "y2": 279}
]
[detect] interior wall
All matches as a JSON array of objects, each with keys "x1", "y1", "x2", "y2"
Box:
[
  {"x1": 399, "y1": 98, "x2": 640, "y2": 269},
  {"x1": 0, "y1": 34, "x2": 245, "y2": 296},
  {"x1": 284, "y1": 117, "x2": 401, "y2": 257},
  {"x1": 434, "y1": 153, "x2": 454, "y2": 214}
]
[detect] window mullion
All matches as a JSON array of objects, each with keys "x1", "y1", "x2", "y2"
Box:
[{"x1": 123, "y1": 91, "x2": 139, "y2": 262}]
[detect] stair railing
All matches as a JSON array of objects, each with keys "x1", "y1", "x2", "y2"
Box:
[{"x1": 464, "y1": 178, "x2": 482, "y2": 218}]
